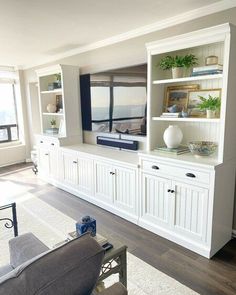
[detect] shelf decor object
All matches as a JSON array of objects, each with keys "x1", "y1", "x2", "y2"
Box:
[
  {"x1": 46, "y1": 103, "x2": 57, "y2": 113},
  {"x1": 163, "y1": 125, "x2": 183, "y2": 148},
  {"x1": 164, "y1": 84, "x2": 199, "y2": 112}
]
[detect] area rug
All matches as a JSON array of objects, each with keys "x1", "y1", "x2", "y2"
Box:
[{"x1": 0, "y1": 192, "x2": 198, "y2": 295}]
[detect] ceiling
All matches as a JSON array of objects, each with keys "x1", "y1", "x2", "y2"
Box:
[{"x1": 0, "y1": 0, "x2": 232, "y2": 68}]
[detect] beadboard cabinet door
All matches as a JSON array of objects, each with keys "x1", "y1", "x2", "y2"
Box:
[
  {"x1": 61, "y1": 152, "x2": 78, "y2": 186},
  {"x1": 38, "y1": 147, "x2": 58, "y2": 179},
  {"x1": 77, "y1": 155, "x2": 93, "y2": 196},
  {"x1": 170, "y1": 181, "x2": 209, "y2": 243},
  {"x1": 113, "y1": 165, "x2": 137, "y2": 214},
  {"x1": 141, "y1": 172, "x2": 171, "y2": 228},
  {"x1": 94, "y1": 160, "x2": 114, "y2": 204}
]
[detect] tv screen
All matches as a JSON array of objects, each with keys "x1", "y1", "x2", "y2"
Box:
[{"x1": 80, "y1": 64, "x2": 147, "y2": 136}]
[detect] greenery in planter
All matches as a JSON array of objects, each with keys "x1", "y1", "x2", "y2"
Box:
[
  {"x1": 54, "y1": 73, "x2": 61, "y2": 82},
  {"x1": 198, "y1": 95, "x2": 221, "y2": 111},
  {"x1": 159, "y1": 54, "x2": 198, "y2": 70},
  {"x1": 50, "y1": 119, "x2": 56, "y2": 127}
]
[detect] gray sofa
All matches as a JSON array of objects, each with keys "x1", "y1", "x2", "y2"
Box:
[{"x1": 0, "y1": 232, "x2": 127, "y2": 295}]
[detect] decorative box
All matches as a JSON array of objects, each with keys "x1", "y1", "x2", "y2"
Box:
[{"x1": 76, "y1": 216, "x2": 96, "y2": 237}]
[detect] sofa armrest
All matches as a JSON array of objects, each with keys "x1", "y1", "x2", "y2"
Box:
[
  {"x1": 9, "y1": 232, "x2": 49, "y2": 268},
  {"x1": 97, "y1": 283, "x2": 127, "y2": 295}
]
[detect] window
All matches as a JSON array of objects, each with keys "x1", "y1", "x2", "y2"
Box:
[
  {"x1": 90, "y1": 69, "x2": 147, "y2": 135},
  {"x1": 0, "y1": 81, "x2": 18, "y2": 143}
]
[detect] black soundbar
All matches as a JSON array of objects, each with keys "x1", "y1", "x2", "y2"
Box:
[{"x1": 97, "y1": 136, "x2": 138, "y2": 151}]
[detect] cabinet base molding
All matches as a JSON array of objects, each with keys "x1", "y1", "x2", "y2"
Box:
[{"x1": 138, "y1": 218, "x2": 211, "y2": 258}]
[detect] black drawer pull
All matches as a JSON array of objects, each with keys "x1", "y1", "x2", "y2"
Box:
[
  {"x1": 186, "y1": 173, "x2": 196, "y2": 178},
  {"x1": 167, "y1": 189, "x2": 171, "y2": 192},
  {"x1": 110, "y1": 172, "x2": 115, "y2": 175},
  {"x1": 40, "y1": 141, "x2": 43, "y2": 143},
  {"x1": 73, "y1": 161, "x2": 77, "y2": 164},
  {"x1": 171, "y1": 190, "x2": 175, "y2": 194},
  {"x1": 45, "y1": 153, "x2": 49, "y2": 156},
  {"x1": 152, "y1": 165, "x2": 159, "y2": 170},
  {"x1": 51, "y1": 143, "x2": 55, "y2": 146}
]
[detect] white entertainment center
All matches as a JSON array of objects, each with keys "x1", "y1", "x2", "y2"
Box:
[{"x1": 36, "y1": 23, "x2": 236, "y2": 258}]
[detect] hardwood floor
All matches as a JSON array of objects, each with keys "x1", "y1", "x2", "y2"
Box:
[{"x1": 1, "y1": 163, "x2": 236, "y2": 295}]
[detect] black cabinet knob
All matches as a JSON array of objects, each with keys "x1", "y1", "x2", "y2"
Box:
[
  {"x1": 152, "y1": 165, "x2": 159, "y2": 170},
  {"x1": 167, "y1": 189, "x2": 171, "y2": 192},
  {"x1": 73, "y1": 161, "x2": 77, "y2": 164},
  {"x1": 45, "y1": 153, "x2": 49, "y2": 156},
  {"x1": 186, "y1": 173, "x2": 196, "y2": 178},
  {"x1": 40, "y1": 141, "x2": 43, "y2": 143},
  {"x1": 171, "y1": 190, "x2": 175, "y2": 194},
  {"x1": 51, "y1": 143, "x2": 54, "y2": 146}
]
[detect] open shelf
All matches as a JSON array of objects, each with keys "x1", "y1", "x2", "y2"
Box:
[
  {"x1": 152, "y1": 117, "x2": 220, "y2": 123},
  {"x1": 152, "y1": 74, "x2": 223, "y2": 85},
  {"x1": 41, "y1": 89, "x2": 62, "y2": 94}
]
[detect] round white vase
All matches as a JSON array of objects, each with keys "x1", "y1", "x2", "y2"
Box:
[
  {"x1": 163, "y1": 125, "x2": 183, "y2": 148},
  {"x1": 47, "y1": 104, "x2": 57, "y2": 113}
]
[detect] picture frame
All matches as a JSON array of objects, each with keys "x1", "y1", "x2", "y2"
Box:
[
  {"x1": 188, "y1": 88, "x2": 221, "y2": 117},
  {"x1": 164, "y1": 84, "x2": 199, "y2": 112}
]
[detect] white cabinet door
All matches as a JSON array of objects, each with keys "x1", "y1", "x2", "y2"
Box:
[
  {"x1": 61, "y1": 152, "x2": 78, "y2": 186},
  {"x1": 38, "y1": 147, "x2": 50, "y2": 177},
  {"x1": 141, "y1": 172, "x2": 171, "y2": 228},
  {"x1": 94, "y1": 161, "x2": 113, "y2": 204},
  {"x1": 114, "y1": 165, "x2": 137, "y2": 214},
  {"x1": 77, "y1": 155, "x2": 93, "y2": 196},
  {"x1": 170, "y1": 181, "x2": 209, "y2": 243}
]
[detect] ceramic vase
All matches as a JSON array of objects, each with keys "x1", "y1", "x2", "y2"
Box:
[
  {"x1": 47, "y1": 104, "x2": 57, "y2": 113},
  {"x1": 163, "y1": 125, "x2": 183, "y2": 148},
  {"x1": 172, "y1": 67, "x2": 184, "y2": 79}
]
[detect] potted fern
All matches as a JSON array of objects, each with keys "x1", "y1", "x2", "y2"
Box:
[
  {"x1": 159, "y1": 54, "x2": 198, "y2": 78},
  {"x1": 198, "y1": 95, "x2": 221, "y2": 118}
]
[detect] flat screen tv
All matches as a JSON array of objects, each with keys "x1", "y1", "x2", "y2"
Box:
[{"x1": 80, "y1": 64, "x2": 147, "y2": 136}]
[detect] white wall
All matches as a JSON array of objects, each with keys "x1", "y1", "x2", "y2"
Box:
[{"x1": 23, "y1": 7, "x2": 236, "y2": 229}]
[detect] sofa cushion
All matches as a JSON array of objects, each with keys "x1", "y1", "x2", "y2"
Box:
[
  {"x1": 9, "y1": 232, "x2": 49, "y2": 268},
  {"x1": 0, "y1": 233, "x2": 105, "y2": 295},
  {"x1": 0, "y1": 264, "x2": 13, "y2": 277}
]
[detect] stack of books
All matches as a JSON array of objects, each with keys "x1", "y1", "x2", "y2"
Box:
[
  {"x1": 154, "y1": 145, "x2": 190, "y2": 155},
  {"x1": 191, "y1": 65, "x2": 223, "y2": 76},
  {"x1": 160, "y1": 112, "x2": 181, "y2": 118}
]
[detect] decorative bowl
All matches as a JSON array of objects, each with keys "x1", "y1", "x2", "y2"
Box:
[{"x1": 188, "y1": 141, "x2": 217, "y2": 156}]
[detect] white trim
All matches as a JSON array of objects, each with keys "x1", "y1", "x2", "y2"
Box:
[
  {"x1": 23, "y1": 0, "x2": 236, "y2": 70},
  {"x1": 232, "y1": 229, "x2": 236, "y2": 238}
]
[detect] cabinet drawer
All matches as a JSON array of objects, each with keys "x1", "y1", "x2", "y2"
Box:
[
  {"x1": 37, "y1": 137, "x2": 59, "y2": 148},
  {"x1": 141, "y1": 159, "x2": 210, "y2": 185}
]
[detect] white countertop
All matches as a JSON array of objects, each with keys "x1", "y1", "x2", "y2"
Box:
[{"x1": 61, "y1": 144, "x2": 139, "y2": 167}]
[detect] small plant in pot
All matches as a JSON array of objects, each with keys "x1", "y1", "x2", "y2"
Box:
[
  {"x1": 159, "y1": 54, "x2": 198, "y2": 78},
  {"x1": 198, "y1": 95, "x2": 221, "y2": 118},
  {"x1": 54, "y1": 73, "x2": 61, "y2": 89},
  {"x1": 50, "y1": 119, "x2": 57, "y2": 129}
]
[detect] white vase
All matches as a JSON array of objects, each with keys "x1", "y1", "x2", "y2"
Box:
[
  {"x1": 172, "y1": 67, "x2": 184, "y2": 79},
  {"x1": 47, "y1": 104, "x2": 57, "y2": 113},
  {"x1": 163, "y1": 125, "x2": 183, "y2": 148},
  {"x1": 206, "y1": 109, "x2": 216, "y2": 119}
]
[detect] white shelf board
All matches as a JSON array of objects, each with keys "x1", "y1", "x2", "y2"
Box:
[
  {"x1": 152, "y1": 74, "x2": 223, "y2": 85},
  {"x1": 152, "y1": 117, "x2": 220, "y2": 123},
  {"x1": 42, "y1": 112, "x2": 64, "y2": 116},
  {"x1": 41, "y1": 89, "x2": 62, "y2": 94}
]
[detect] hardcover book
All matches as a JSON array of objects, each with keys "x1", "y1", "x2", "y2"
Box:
[{"x1": 154, "y1": 145, "x2": 190, "y2": 155}]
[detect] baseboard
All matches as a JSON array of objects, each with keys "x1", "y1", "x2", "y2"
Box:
[{"x1": 232, "y1": 229, "x2": 236, "y2": 238}]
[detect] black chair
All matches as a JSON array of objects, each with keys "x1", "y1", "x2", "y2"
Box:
[{"x1": 0, "y1": 202, "x2": 18, "y2": 237}]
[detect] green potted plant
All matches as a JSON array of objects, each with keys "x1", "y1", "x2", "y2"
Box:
[
  {"x1": 50, "y1": 119, "x2": 57, "y2": 129},
  {"x1": 159, "y1": 54, "x2": 198, "y2": 78},
  {"x1": 198, "y1": 95, "x2": 221, "y2": 118},
  {"x1": 54, "y1": 73, "x2": 61, "y2": 88}
]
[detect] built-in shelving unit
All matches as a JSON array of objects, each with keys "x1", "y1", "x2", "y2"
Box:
[
  {"x1": 36, "y1": 64, "x2": 82, "y2": 142},
  {"x1": 146, "y1": 25, "x2": 231, "y2": 164}
]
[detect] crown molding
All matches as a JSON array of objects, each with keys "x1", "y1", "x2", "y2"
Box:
[{"x1": 23, "y1": 0, "x2": 236, "y2": 70}]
